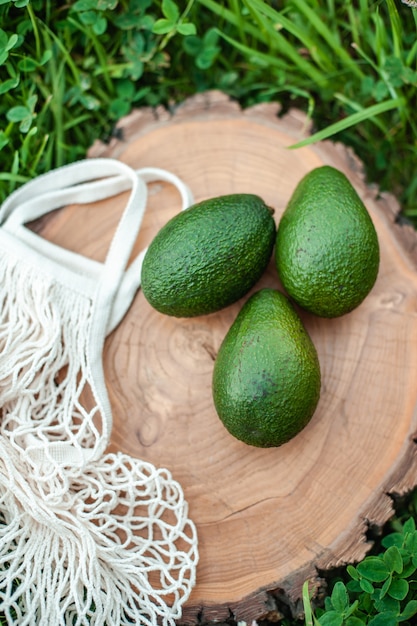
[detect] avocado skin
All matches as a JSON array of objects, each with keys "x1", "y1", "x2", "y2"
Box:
[
  {"x1": 141, "y1": 194, "x2": 276, "y2": 317},
  {"x1": 212, "y1": 288, "x2": 321, "y2": 448},
  {"x1": 275, "y1": 166, "x2": 380, "y2": 318}
]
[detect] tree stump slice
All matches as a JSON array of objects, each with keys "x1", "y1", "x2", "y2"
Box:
[{"x1": 37, "y1": 91, "x2": 417, "y2": 623}]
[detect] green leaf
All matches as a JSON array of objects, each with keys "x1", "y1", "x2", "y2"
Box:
[
  {"x1": 113, "y1": 9, "x2": 151, "y2": 29},
  {"x1": 346, "y1": 579, "x2": 362, "y2": 593},
  {"x1": 129, "y1": 32, "x2": 145, "y2": 54},
  {"x1": 330, "y1": 582, "x2": 349, "y2": 613},
  {"x1": 367, "y1": 612, "x2": 400, "y2": 626},
  {"x1": 78, "y1": 93, "x2": 100, "y2": 110},
  {"x1": 128, "y1": 59, "x2": 144, "y2": 80},
  {"x1": 116, "y1": 78, "x2": 135, "y2": 99},
  {"x1": 384, "y1": 56, "x2": 405, "y2": 88},
  {"x1": 345, "y1": 600, "x2": 359, "y2": 619},
  {"x1": 0, "y1": 29, "x2": 7, "y2": 50},
  {"x1": 382, "y1": 533, "x2": 404, "y2": 549},
  {"x1": 109, "y1": 97, "x2": 130, "y2": 119},
  {"x1": 97, "y1": 0, "x2": 118, "y2": 8},
  {"x1": 26, "y1": 94, "x2": 37, "y2": 111},
  {"x1": 79, "y1": 10, "x2": 98, "y2": 26},
  {"x1": 6, "y1": 33, "x2": 18, "y2": 51},
  {"x1": 0, "y1": 131, "x2": 9, "y2": 150},
  {"x1": 380, "y1": 574, "x2": 392, "y2": 599},
  {"x1": 93, "y1": 16, "x2": 107, "y2": 34},
  {"x1": 318, "y1": 610, "x2": 344, "y2": 626},
  {"x1": 72, "y1": 0, "x2": 96, "y2": 11},
  {"x1": 373, "y1": 80, "x2": 389, "y2": 102},
  {"x1": 139, "y1": 14, "x2": 154, "y2": 30},
  {"x1": 359, "y1": 578, "x2": 374, "y2": 594},
  {"x1": 6, "y1": 105, "x2": 30, "y2": 122},
  {"x1": 196, "y1": 46, "x2": 219, "y2": 69},
  {"x1": 17, "y1": 57, "x2": 39, "y2": 72},
  {"x1": 403, "y1": 518, "x2": 416, "y2": 534},
  {"x1": 400, "y1": 560, "x2": 416, "y2": 578},
  {"x1": 177, "y1": 22, "x2": 197, "y2": 36},
  {"x1": 133, "y1": 86, "x2": 151, "y2": 103},
  {"x1": 40, "y1": 49, "x2": 53, "y2": 65},
  {"x1": 384, "y1": 546, "x2": 403, "y2": 574},
  {"x1": 204, "y1": 27, "x2": 219, "y2": 47},
  {"x1": 404, "y1": 531, "x2": 417, "y2": 554},
  {"x1": 401, "y1": 66, "x2": 417, "y2": 85},
  {"x1": 345, "y1": 618, "x2": 366, "y2": 626},
  {"x1": 152, "y1": 18, "x2": 174, "y2": 34},
  {"x1": 18, "y1": 115, "x2": 33, "y2": 133},
  {"x1": 183, "y1": 35, "x2": 202, "y2": 55},
  {"x1": 399, "y1": 599, "x2": 417, "y2": 621},
  {"x1": 162, "y1": 0, "x2": 179, "y2": 22},
  {"x1": 360, "y1": 75, "x2": 375, "y2": 98},
  {"x1": 374, "y1": 594, "x2": 400, "y2": 615},
  {"x1": 356, "y1": 557, "x2": 390, "y2": 583},
  {"x1": 0, "y1": 74, "x2": 19, "y2": 94},
  {"x1": 388, "y1": 577, "x2": 409, "y2": 601}
]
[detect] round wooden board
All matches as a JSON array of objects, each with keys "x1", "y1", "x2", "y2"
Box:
[{"x1": 38, "y1": 91, "x2": 417, "y2": 623}]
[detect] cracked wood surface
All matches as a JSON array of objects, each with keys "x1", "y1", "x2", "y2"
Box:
[{"x1": 37, "y1": 91, "x2": 417, "y2": 623}]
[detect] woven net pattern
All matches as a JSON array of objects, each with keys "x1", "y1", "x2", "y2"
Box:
[{"x1": 0, "y1": 241, "x2": 198, "y2": 625}]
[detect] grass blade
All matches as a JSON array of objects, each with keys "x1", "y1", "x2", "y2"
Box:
[
  {"x1": 198, "y1": 0, "x2": 331, "y2": 84},
  {"x1": 302, "y1": 580, "x2": 315, "y2": 626},
  {"x1": 334, "y1": 92, "x2": 389, "y2": 134},
  {"x1": 290, "y1": 0, "x2": 365, "y2": 79},
  {"x1": 197, "y1": 0, "x2": 264, "y2": 40},
  {"x1": 385, "y1": 0, "x2": 402, "y2": 58},
  {"x1": 216, "y1": 29, "x2": 327, "y2": 86},
  {"x1": 289, "y1": 97, "x2": 404, "y2": 149},
  {"x1": 244, "y1": 0, "x2": 336, "y2": 73}
]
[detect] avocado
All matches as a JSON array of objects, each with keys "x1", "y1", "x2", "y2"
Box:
[
  {"x1": 275, "y1": 165, "x2": 380, "y2": 318},
  {"x1": 141, "y1": 194, "x2": 276, "y2": 317},
  {"x1": 212, "y1": 288, "x2": 321, "y2": 448}
]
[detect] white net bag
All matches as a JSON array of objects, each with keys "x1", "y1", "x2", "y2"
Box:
[{"x1": 0, "y1": 159, "x2": 198, "y2": 626}]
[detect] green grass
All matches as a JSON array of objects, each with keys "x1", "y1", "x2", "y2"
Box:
[
  {"x1": 1, "y1": 0, "x2": 417, "y2": 221},
  {"x1": 1, "y1": 0, "x2": 417, "y2": 624},
  {"x1": 293, "y1": 498, "x2": 417, "y2": 626},
  {"x1": 192, "y1": 0, "x2": 417, "y2": 223}
]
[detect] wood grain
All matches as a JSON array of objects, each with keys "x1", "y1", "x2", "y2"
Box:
[{"x1": 37, "y1": 91, "x2": 417, "y2": 623}]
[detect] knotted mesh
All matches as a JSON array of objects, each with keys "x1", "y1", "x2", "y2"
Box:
[{"x1": 0, "y1": 160, "x2": 198, "y2": 625}]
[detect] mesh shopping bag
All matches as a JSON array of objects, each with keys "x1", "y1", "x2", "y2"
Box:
[{"x1": 0, "y1": 158, "x2": 198, "y2": 626}]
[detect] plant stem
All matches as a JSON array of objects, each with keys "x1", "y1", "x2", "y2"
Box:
[{"x1": 26, "y1": 3, "x2": 41, "y2": 59}]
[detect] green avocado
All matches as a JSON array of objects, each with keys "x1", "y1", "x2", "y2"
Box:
[
  {"x1": 141, "y1": 194, "x2": 276, "y2": 317},
  {"x1": 212, "y1": 288, "x2": 321, "y2": 448},
  {"x1": 275, "y1": 165, "x2": 380, "y2": 318}
]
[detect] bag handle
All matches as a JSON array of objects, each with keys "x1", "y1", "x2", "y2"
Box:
[
  {"x1": 0, "y1": 158, "x2": 194, "y2": 465},
  {"x1": 106, "y1": 167, "x2": 193, "y2": 332},
  {"x1": 0, "y1": 158, "x2": 141, "y2": 227},
  {"x1": 0, "y1": 159, "x2": 193, "y2": 332}
]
